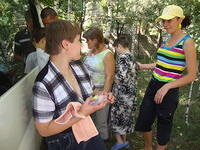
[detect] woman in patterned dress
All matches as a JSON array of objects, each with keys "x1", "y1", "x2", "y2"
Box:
[{"x1": 110, "y1": 36, "x2": 137, "y2": 150}]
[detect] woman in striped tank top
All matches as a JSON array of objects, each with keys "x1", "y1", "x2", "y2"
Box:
[{"x1": 135, "y1": 5, "x2": 197, "y2": 150}]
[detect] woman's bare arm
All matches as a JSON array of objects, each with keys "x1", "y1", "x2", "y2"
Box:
[
  {"x1": 103, "y1": 52, "x2": 115, "y2": 92},
  {"x1": 136, "y1": 62, "x2": 156, "y2": 70}
]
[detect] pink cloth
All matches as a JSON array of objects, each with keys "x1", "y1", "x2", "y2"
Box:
[{"x1": 55, "y1": 102, "x2": 99, "y2": 143}]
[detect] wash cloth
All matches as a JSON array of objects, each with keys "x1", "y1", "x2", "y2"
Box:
[{"x1": 55, "y1": 102, "x2": 99, "y2": 143}]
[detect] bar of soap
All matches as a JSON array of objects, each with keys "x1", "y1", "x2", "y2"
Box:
[{"x1": 90, "y1": 95, "x2": 107, "y2": 105}]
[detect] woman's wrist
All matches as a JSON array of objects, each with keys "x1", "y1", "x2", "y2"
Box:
[
  {"x1": 77, "y1": 110, "x2": 87, "y2": 118},
  {"x1": 164, "y1": 83, "x2": 172, "y2": 90}
]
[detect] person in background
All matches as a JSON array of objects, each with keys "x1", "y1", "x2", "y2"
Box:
[
  {"x1": 13, "y1": 10, "x2": 36, "y2": 62},
  {"x1": 110, "y1": 36, "x2": 137, "y2": 150},
  {"x1": 32, "y1": 20, "x2": 114, "y2": 150},
  {"x1": 40, "y1": 7, "x2": 58, "y2": 27},
  {"x1": 24, "y1": 27, "x2": 49, "y2": 73},
  {"x1": 135, "y1": 5, "x2": 197, "y2": 150},
  {"x1": 83, "y1": 27, "x2": 115, "y2": 141},
  {"x1": 0, "y1": 71, "x2": 12, "y2": 96},
  {"x1": 104, "y1": 38, "x2": 115, "y2": 52}
]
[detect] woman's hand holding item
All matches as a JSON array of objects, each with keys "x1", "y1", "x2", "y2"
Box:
[
  {"x1": 93, "y1": 90, "x2": 115, "y2": 104},
  {"x1": 79, "y1": 93, "x2": 115, "y2": 116},
  {"x1": 105, "y1": 92, "x2": 115, "y2": 104}
]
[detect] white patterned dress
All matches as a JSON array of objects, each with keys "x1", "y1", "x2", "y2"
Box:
[{"x1": 110, "y1": 52, "x2": 137, "y2": 135}]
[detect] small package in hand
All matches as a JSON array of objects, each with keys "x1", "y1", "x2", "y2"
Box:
[{"x1": 90, "y1": 95, "x2": 107, "y2": 105}]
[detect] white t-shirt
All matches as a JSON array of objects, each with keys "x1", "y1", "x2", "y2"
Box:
[{"x1": 24, "y1": 48, "x2": 49, "y2": 73}]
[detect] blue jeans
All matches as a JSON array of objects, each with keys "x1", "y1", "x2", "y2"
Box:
[
  {"x1": 45, "y1": 129, "x2": 107, "y2": 150},
  {"x1": 45, "y1": 129, "x2": 76, "y2": 150}
]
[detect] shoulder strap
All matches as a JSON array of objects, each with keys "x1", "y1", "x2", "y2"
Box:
[
  {"x1": 100, "y1": 49, "x2": 112, "y2": 58},
  {"x1": 178, "y1": 35, "x2": 191, "y2": 45},
  {"x1": 175, "y1": 35, "x2": 191, "y2": 49}
]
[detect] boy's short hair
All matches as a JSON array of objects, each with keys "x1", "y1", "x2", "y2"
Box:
[
  {"x1": 32, "y1": 27, "x2": 46, "y2": 43},
  {"x1": 46, "y1": 20, "x2": 80, "y2": 55},
  {"x1": 113, "y1": 35, "x2": 131, "y2": 48},
  {"x1": 40, "y1": 7, "x2": 57, "y2": 19}
]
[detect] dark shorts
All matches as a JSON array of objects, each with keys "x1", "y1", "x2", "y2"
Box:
[
  {"x1": 45, "y1": 129, "x2": 107, "y2": 150},
  {"x1": 135, "y1": 78, "x2": 179, "y2": 145}
]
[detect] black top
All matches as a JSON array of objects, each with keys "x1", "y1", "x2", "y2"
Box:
[{"x1": 14, "y1": 28, "x2": 36, "y2": 61}]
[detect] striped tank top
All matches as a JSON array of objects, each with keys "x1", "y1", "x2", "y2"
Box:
[{"x1": 152, "y1": 34, "x2": 191, "y2": 82}]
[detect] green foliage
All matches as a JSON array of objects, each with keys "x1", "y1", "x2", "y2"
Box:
[
  {"x1": 39, "y1": 0, "x2": 85, "y2": 23},
  {"x1": 109, "y1": 1, "x2": 136, "y2": 28},
  {"x1": 39, "y1": 0, "x2": 54, "y2": 6},
  {"x1": 1, "y1": 1, "x2": 200, "y2": 65},
  {"x1": 0, "y1": 1, "x2": 200, "y2": 148},
  {"x1": 0, "y1": 0, "x2": 28, "y2": 67},
  {"x1": 139, "y1": 0, "x2": 200, "y2": 52},
  {"x1": 169, "y1": 0, "x2": 200, "y2": 52}
]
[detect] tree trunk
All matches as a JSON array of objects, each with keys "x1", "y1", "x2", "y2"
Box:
[
  {"x1": 137, "y1": 21, "x2": 141, "y2": 56},
  {"x1": 28, "y1": 0, "x2": 40, "y2": 29},
  {"x1": 104, "y1": 0, "x2": 112, "y2": 38},
  {"x1": 157, "y1": 28, "x2": 162, "y2": 48},
  {"x1": 68, "y1": 0, "x2": 71, "y2": 19},
  {"x1": 80, "y1": 0, "x2": 86, "y2": 32},
  {"x1": 185, "y1": 81, "x2": 194, "y2": 125}
]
